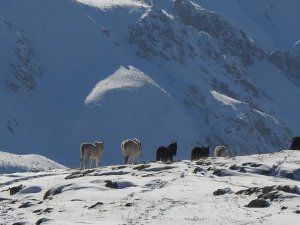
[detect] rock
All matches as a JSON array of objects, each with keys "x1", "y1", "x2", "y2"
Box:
[
  {"x1": 258, "y1": 191, "x2": 282, "y2": 201},
  {"x1": 236, "y1": 187, "x2": 260, "y2": 195},
  {"x1": 18, "y1": 202, "x2": 33, "y2": 208},
  {"x1": 268, "y1": 44, "x2": 300, "y2": 84},
  {"x1": 239, "y1": 168, "x2": 247, "y2": 173},
  {"x1": 105, "y1": 180, "x2": 118, "y2": 189},
  {"x1": 43, "y1": 189, "x2": 61, "y2": 200},
  {"x1": 276, "y1": 185, "x2": 299, "y2": 193},
  {"x1": 65, "y1": 169, "x2": 95, "y2": 179},
  {"x1": 242, "y1": 162, "x2": 262, "y2": 167},
  {"x1": 112, "y1": 166, "x2": 127, "y2": 170},
  {"x1": 285, "y1": 172, "x2": 294, "y2": 179},
  {"x1": 193, "y1": 167, "x2": 204, "y2": 174},
  {"x1": 133, "y1": 164, "x2": 151, "y2": 170},
  {"x1": 43, "y1": 208, "x2": 53, "y2": 213},
  {"x1": 36, "y1": 218, "x2": 50, "y2": 225},
  {"x1": 33, "y1": 209, "x2": 43, "y2": 214},
  {"x1": 250, "y1": 163, "x2": 263, "y2": 167},
  {"x1": 261, "y1": 186, "x2": 276, "y2": 194},
  {"x1": 213, "y1": 188, "x2": 232, "y2": 196},
  {"x1": 246, "y1": 198, "x2": 270, "y2": 208},
  {"x1": 9, "y1": 185, "x2": 24, "y2": 195},
  {"x1": 196, "y1": 161, "x2": 211, "y2": 166},
  {"x1": 229, "y1": 164, "x2": 239, "y2": 170},
  {"x1": 294, "y1": 210, "x2": 300, "y2": 214},
  {"x1": 281, "y1": 206, "x2": 288, "y2": 210},
  {"x1": 212, "y1": 169, "x2": 223, "y2": 176},
  {"x1": 43, "y1": 184, "x2": 72, "y2": 200},
  {"x1": 88, "y1": 202, "x2": 103, "y2": 209},
  {"x1": 12, "y1": 223, "x2": 25, "y2": 225},
  {"x1": 125, "y1": 202, "x2": 133, "y2": 207},
  {"x1": 93, "y1": 171, "x2": 130, "y2": 176}
]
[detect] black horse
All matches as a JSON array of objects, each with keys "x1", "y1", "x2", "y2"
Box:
[
  {"x1": 191, "y1": 146, "x2": 209, "y2": 160},
  {"x1": 290, "y1": 137, "x2": 300, "y2": 150},
  {"x1": 156, "y1": 142, "x2": 177, "y2": 162}
]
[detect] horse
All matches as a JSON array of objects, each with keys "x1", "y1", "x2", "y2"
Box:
[
  {"x1": 290, "y1": 137, "x2": 300, "y2": 150},
  {"x1": 80, "y1": 141, "x2": 104, "y2": 170},
  {"x1": 156, "y1": 142, "x2": 177, "y2": 162},
  {"x1": 214, "y1": 145, "x2": 232, "y2": 157},
  {"x1": 121, "y1": 138, "x2": 142, "y2": 164},
  {"x1": 191, "y1": 146, "x2": 209, "y2": 160}
]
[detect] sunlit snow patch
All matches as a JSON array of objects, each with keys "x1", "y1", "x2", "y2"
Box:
[
  {"x1": 76, "y1": 0, "x2": 148, "y2": 9},
  {"x1": 211, "y1": 90, "x2": 242, "y2": 107},
  {"x1": 85, "y1": 65, "x2": 170, "y2": 106}
]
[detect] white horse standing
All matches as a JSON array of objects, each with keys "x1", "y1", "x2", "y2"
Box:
[
  {"x1": 80, "y1": 141, "x2": 104, "y2": 170},
  {"x1": 214, "y1": 145, "x2": 232, "y2": 157},
  {"x1": 121, "y1": 138, "x2": 142, "y2": 164}
]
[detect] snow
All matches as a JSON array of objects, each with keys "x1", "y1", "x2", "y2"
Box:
[
  {"x1": 0, "y1": 150, "x2": 300, "y2": 224},
  {"x1": 0, "y1": 151, "x2": 67, "y2": 174},
  {"x1": 76, "y1": 0, "x2": 148, "y2": 9},
  {"x1": 211, "y1": 91, "x2": 242, "y2": 107},
  {"x1": 85, "y1": 66, "x2": 169, "y2": 105}
]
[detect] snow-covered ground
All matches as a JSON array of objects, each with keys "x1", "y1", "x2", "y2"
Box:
[{"x1": 1, "y1": 150, "x2": 300, "y2": 224}]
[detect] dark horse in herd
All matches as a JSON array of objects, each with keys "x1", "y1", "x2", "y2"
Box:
[
  {"x1": 291, "y1": 137, "x2": 300, "y2": 150},
  {"x1": 191, "y1": 146, "x2": 209, "y2": 160},
  {"x1": 156, "y1": 142, "x2": 177, "y2": 162}
]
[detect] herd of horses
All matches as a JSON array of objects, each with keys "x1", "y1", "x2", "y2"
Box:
[
  {"x1": 79, "y1": 137, "x2": 300, "y2": 170},
  {"x1": 79, "y1": 139, "x2": 231, "y2": 170}
]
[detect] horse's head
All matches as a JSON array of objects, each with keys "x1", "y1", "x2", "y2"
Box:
[
  {"x1": 94, "y1": 141, "x2": 104, "y2": 149},
  {"x1": 168, "y1": 141, "x2": 177, "y2": 156}
]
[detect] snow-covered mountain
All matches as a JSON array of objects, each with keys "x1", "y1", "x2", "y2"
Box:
[
  {"x1": 0, "y1": 150, "x2": 67, "y2": 174},
  {"x1": 1, "y1": 150, "x2": 300, "y2": 224},
  {"x1": 0, "y1": 0, "x2": 300, "y2": 167}
]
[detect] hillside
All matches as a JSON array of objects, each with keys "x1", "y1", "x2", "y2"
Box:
[
  {"x1": 0, "y1": 0, "x2": 299, "y2": 167},
  {"x1": 0, "y1": 151, "x2": 67, "y2": 174},
  {"x1": 0, "y1": 150, "x2": 300, "y2": 224}
]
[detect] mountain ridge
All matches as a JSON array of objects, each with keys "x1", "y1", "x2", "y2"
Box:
[{"x1": 0, "y1": 0, "x2": 299, "y2": 166}]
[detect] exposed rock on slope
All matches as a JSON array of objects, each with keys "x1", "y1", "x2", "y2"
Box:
[
  {"x1": 174, "y1": 0, "x2": 265, "y2": 65},
  {"x1": 269, "y1": 40, "x2": 300, "y2": 86}
]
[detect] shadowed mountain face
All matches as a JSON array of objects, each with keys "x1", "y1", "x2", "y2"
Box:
[{"x1": 0, "y1": 0, "x2": 299, "y2": 167}]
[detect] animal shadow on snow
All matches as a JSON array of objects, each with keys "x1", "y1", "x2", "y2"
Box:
[{"x1": 142, "y1": 166, "x2": 175, "y2": 173}]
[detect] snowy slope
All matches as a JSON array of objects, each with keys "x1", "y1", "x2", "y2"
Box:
[
  {"x1": 0, "y1": 0, "x2": 299, "y2": 167},
  {"x1": 0, "y1": 151, "x2": 300, "y2": 224},
  {"x1": 0, "y1": 150, "x2": 67, "y2": 174}
]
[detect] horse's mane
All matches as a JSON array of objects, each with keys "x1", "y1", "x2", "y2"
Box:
[{"x1": 168, "y1": 142, "x2": 177, "y2": 152}]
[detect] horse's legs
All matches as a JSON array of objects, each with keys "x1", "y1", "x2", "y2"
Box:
[
  {"x1": 80, "y1": 158, "x2": 83, "y2": 170},
  {"x1": 96, "y1": 158, "x2": 99, "y2": 168}
]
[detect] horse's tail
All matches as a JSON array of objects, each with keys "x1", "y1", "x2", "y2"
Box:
[{"x1": 156, "y1": 149, "x2": 159, "y2": 161}]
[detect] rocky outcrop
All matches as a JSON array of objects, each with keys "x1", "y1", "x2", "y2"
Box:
[
  {"x1": 6, "y1": 31, "x2": 42, "y2": 95},
  {"x1": 174, "y1": 0, "x2": 265, "y2": 65},
  {"x1": 268, "y1": 41, "x2": 300, "y2": 85},
  {"x1": 129, "y1": 9, "x2": 220, "y2": 63}
]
